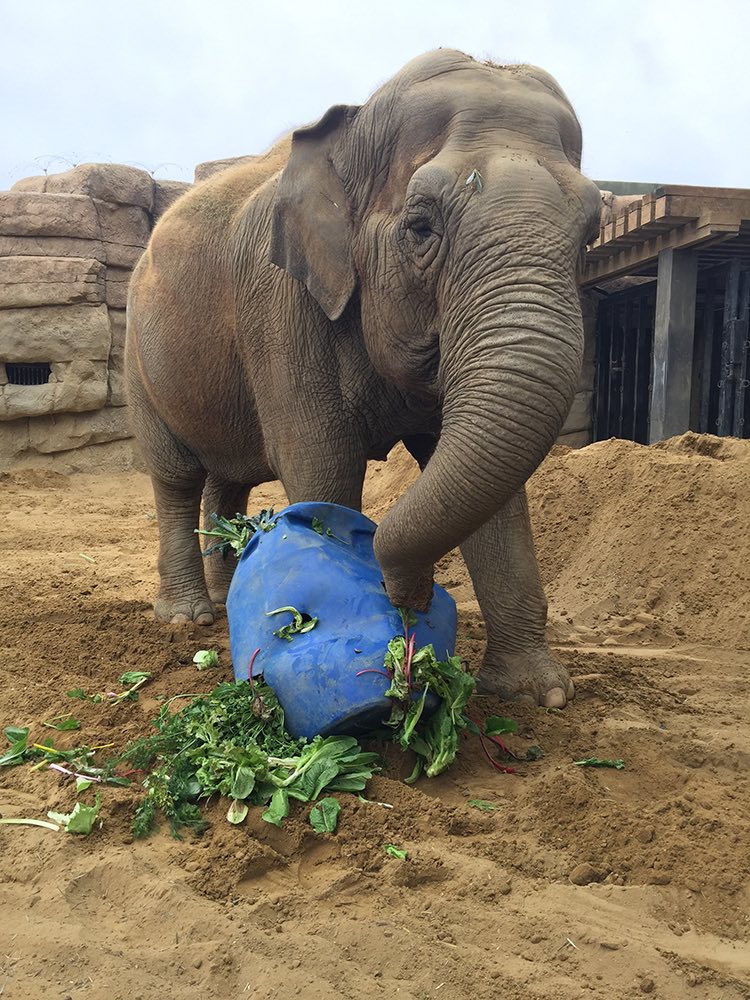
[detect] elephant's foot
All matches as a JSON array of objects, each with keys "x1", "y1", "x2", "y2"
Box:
[
  {"x1": 154, "y1": 592, "x2": 215, "y2": 626},
  {"x1": 474, "y1": 645, "x2": 574, "y2": 708}
]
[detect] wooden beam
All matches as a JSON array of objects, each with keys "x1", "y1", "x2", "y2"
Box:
[
  {"x1": 582, "y1": 222, "x2": 737, "y2": 286},
  {"x1": 649, "y1": 248, "x2": 699, "y2": 443}
]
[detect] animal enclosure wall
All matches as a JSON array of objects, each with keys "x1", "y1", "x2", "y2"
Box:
[{"x1": 0, "y1": 164, "x2": 188, "y2": 471}]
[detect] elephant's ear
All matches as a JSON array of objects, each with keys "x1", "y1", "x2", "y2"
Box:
[{"x1": 269, "y1": 104, "x2": 359, "y2": 322}]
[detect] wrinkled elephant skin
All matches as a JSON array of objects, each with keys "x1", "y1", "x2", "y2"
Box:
[{"x1": 126, "y1": 49, "x2": 602, "y2": 707}]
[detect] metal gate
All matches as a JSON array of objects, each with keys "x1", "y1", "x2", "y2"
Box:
[
  {"x1": 693, "y1": 260, "x2": 750, "y2": 438},
  {"x1": 593, "y1": 282, "x2": 656, "y2": 443}
]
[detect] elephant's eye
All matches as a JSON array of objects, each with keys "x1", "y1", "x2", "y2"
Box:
[{"x1": 407, "y1": 217, "x2": 434, "y2": 241}]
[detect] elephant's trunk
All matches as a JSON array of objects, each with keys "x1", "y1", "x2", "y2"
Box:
[{"x1": 373, "y1": 233, "x2": 584, "y2": 610}]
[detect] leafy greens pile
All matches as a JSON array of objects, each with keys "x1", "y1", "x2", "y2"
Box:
[
  {"x1": 196, "y1": 509, "x2": 277, "y2": 559},
  {"x1": 112, "y1": 679, "x2": 378, "y2": 838},
  {"x1": 381, "y1": 613, "x2": 476, "y2": 781}
]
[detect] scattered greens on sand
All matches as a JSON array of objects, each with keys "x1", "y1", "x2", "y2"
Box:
[
  {"x1": 196, "y1": 509, "x2": 276, "y2": 559},
  {"x1": 112, "y1": 680, "x2": 378, "y2": 838},
  {"x1": 384, "y1": 843, "x2": 408, "y2": 859},
  {"x1": 47, "y1": 793, "x2": 102, "y2": 834},
  {"x1": 42, "y1": 715, "x2": 81, "y2": 732},
  {"x1": 0, "y1": 725, "x2": 130, "y2": 786},
  {"x1": 66, "y1": 671, "x2": 151, "y2": 705},
  {"x1": 574, "y1": 757, "x2": 626, "y2": 769},
  {"x1": 193, "y1": 649, "x2": 220, "y2": 670},
  {"x1": 309, "y1": 796, "x2": 341, "y2": 833},
  {"x1": 468, "y1": 799, "x2": 498, "y2": 812}
]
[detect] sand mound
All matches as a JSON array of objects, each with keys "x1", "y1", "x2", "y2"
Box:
[
  {"x1": 1, "y1": 434, "x2": 749, "y2": 1000},
  {"x1": 528, "y1": 433, "x2": 750, "y2": 649}
]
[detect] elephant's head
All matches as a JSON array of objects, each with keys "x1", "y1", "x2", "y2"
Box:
[{"x1": 270, "y1": 49, "x2": 601, "y2": 609}]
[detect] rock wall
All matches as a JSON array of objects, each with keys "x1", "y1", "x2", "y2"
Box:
[{"x1": 0, "y1": 164, "x2": 189, "y2": 470}]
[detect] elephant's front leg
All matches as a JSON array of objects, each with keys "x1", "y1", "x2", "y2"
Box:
[{"x1": 460, "y1": 489, "x2": 574, "y2": 708}]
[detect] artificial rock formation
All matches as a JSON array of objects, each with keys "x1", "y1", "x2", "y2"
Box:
[{"x1": 0, "y1": 164, "x2": 190, "y2": 469}]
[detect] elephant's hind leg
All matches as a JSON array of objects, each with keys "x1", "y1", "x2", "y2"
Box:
[
  {"x1": 200, "y1": 478, "x2": 251, "y2": 604},
  {"x1": 128, "y1": 369, "x2": 215, "y2": 626},
  {"x1": 460, "y1": 490, "x2": 574, "y2": 708}
]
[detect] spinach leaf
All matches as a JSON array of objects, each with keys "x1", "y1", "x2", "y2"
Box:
[
  {"x1": 309, "y1": 797, "x2": 341, "y2": 834},
  {"x1": 262, "y1": 787, "x2": 290, "y2": 827}
]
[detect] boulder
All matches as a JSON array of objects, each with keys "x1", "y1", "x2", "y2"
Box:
[
  {"x1": 0, "y1": 235, "x2": 145, "y2": 269},
  {"x1": 0, "y1": 256, "x2": 105, "y2": 308},
  {"x1": 0, "y1": 303, "x2": 111, "y2": 363},
  {"x1": 109, "y1": 308, "x2": 127, "y2": 350},
  {"x1": 27, "y1": 405, "x2": 132, "y2": 453},
  {"x1": 0, "y1": 417, "x2": 30, "y2": 466},
  {"x1": 0, "y1": 192, "x2": 101, "y2": 239},
  {"x1": 0, "y1": 359, "x2": 108, "y2": 419},
  {"x1": 153, "y1": 179, "x2": 190, "y2": 219},
  {"x1": 0, "y1": 193, "x2": 150, "y2": 248},
  {"x1": 107, "y1": 345, "x2": 127, "y2": 406},
  {"x1": 12, "y1": 164, "x2": 155, "y2": 212},
  {"x1": 105, "y1": 266, "x2": 133, "y2": 310},
  {"x1": 194, "y1": 154, "x2": 258, "y2": 183}
]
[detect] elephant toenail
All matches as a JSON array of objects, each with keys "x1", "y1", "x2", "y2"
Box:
[{"x1": 543, "y1": 687, "x2": 567, "y2": 709}]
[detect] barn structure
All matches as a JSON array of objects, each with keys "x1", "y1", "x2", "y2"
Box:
[{"x1": 583, "y1": 183, "x2": 750, "y2": 445}]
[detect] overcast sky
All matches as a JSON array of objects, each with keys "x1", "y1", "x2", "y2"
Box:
[{"x1": 1, "y1": 0, "x2": 748, "y2": 192}]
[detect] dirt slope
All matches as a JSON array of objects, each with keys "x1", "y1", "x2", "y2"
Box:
[{"x1": 0, "y1": 434, "x2": 748, "y2": 1000}]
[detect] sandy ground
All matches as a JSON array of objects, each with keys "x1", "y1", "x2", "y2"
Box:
[{"x1": 0, "y1": 433, "x2": 749, "y2": 1000}]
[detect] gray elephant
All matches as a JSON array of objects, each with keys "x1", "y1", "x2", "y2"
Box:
[{"x1": 125, "y1": 49, "x2": 601, "y2": 708}]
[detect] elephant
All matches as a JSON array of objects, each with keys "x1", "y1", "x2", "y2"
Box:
[{"x1": 125, "y1": 48, "x2": 601, "y2": 708}]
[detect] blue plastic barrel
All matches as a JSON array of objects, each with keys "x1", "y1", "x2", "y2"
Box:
[{"x1": 226, "y1": 501, "x2": 457, "y2": 740}]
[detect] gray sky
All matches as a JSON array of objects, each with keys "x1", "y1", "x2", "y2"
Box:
[{"x1": 1, "y1": 0, "x2": 748, "y2": 192}]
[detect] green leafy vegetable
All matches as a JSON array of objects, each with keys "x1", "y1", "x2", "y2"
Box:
[
  {"x1": 76, "y1": 777, "x2": 94, "y2": 793},
  {"x1": 226, "y1": 799, "x2": 249, "y2": 825},
  {"x1": 196, "y1": 509, "x2": 276, "y2": 559},
  {"x1": 484, "y1": 716, "x2": 518, "y2": 737},
  {"x1": 382, "y1": 636, "x2": 475, "y2": 778},
  {"x1": 468, "y1": 799, "x2": 497, "y2": 812},
  {"x1": 47, "y1": 793, "x2": 102, "y2": 835},
  {"x1": 262, "y1": 787, "x2": 289, "y2": 828},
  {"x1": 525, "y1": 745, "x2": 544, "y2": 761},
  {"x1": 0, "y1": 817, "x2": 62, "y2": 831},
  {"x1": 193, "y1": 649, "x2": 220, "y2": 671},
  {"x1": 0, "y1": 726, "x2": 30, "y2": 767},
  {"x1": 266, "y1": 606, "x2": 319, "y2": 641},
  {"x1": 42, "y1": 715, "x2": 81, "y2": 731},
  {"x1": 574, "y1": 757, "x2": 626, "y2": 769},
  {"x1": 65, "y1": 671, "x2": 150, "y2": 705},
  {"x1": 384, "y1": 844, "x2": 408, "y2": 860},
  {"x1": 114, "y1": 679, "x2": 378, "y2": 838},
  {"x1": 310, "y1": 517, "x2": 346, "y2": 543},
  {"x1": 67, "y1": 688, "x2": 99, "y2": 702},
  {"x1": 309, "y1": 796, "x2": 341, "y2": 833},
  {"x1": 119, "y1": 671, "x2": 151, "y2": 688}
]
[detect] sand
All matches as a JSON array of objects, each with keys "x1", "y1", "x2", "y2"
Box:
[{"x1": 0, "y1": 433, "x2": 749, "y2": 999}]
